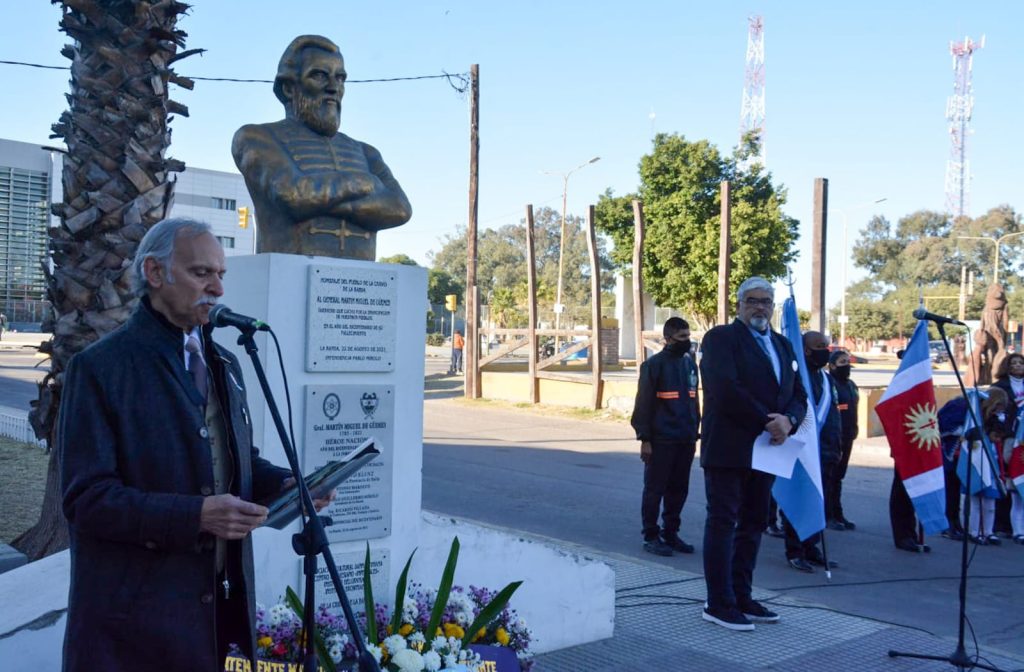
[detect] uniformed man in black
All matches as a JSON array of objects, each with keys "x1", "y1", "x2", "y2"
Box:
[
  {"x1": 827, "y1": 349, "x2": 859, "y2": 531},
  {"x1": 631, "y1": 317, "x2": 701, "y2": 556}
]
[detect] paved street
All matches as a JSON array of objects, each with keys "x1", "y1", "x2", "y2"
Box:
[{"x1": 421, "y1": 388, "x2": 1024, "y2": 663}]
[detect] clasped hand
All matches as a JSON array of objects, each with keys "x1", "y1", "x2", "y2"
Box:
[{"x1": 764, "y1": 413, "x2": 793, "y2": 445}]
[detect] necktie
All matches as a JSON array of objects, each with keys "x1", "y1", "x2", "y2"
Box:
[{"x1": 185, "y1": 335, "x2": 208, "y2": 401}]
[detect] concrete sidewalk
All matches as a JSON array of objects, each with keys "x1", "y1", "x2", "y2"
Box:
[{"x1": 533, "y1": 548, "x2": 1024, "y2": 671}]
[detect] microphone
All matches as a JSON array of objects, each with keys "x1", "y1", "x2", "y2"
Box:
[
  {"x1": 912, "y1": 306, "x2": 965, "y2": 327},
  {"x1": 208, "y1": 304, "x2": 270, "y2": 332}
]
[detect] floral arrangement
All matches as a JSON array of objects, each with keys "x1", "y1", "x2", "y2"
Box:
[{"x1": 251, "y1": 538, "x2": 533, "y2": 672}]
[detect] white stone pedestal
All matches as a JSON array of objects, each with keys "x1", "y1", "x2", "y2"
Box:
[{"x1": 217, "y1": 253, "x2": 427, "y2": 611}]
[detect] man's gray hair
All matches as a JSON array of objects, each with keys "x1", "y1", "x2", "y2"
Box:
[
  {"x1": 737, "y1": 276, "x2": 775, "y2": 303},
  {"x1": 131, "y1": 218, "x2": 214, "y2": 297}
]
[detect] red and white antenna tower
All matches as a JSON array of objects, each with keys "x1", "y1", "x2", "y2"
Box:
[
  {"x1": 945, "y1": 35, "x2": 984, "y2": 219},
  {"x1": 739, "y1": 15, "x2": 766, "y2": 166}
]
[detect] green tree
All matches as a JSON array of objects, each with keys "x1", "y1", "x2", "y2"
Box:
[
  {"x1": 595, "y1": 133, "x2": 799, "y2": 331},
  {"x1": 427, "y1": 268, "x2": 463, "y2": 306},
  {"x1": 378, "y1": 253, "x2": 419, "y2": 266},
  {"x1": 428, "y1": 207, "x2": 613, "y2": 327}
]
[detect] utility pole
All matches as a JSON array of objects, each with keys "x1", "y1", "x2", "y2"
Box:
[{"x1": 464, "y1": 64, "x2": 479, "y2": 398}]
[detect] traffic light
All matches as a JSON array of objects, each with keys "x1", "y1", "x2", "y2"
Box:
[
  {"x1": 445, "y1": 294, "x2": 457, "y2": 312},
  {"x1": 237, "y1": 206, "x2": 249, "y2": 228}
]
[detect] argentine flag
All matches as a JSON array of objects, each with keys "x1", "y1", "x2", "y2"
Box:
[
  {"x1": 956, "y1": 389, "x2": 1005, "y2": 497},
  {"x1": 771, "y1": 296, "x2": 826, "y2": 541},
  {"x1": 875, "y1": 320, "x2": 947, "y2": 534}
]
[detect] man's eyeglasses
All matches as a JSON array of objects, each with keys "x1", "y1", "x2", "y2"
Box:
[{"x1": 743, "y1": 297, "x2": 774, "y2": 308}]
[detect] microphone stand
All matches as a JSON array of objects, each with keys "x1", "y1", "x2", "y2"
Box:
[
  {"x1": 888, "y1": 322, "x2": 1001, "y2": 671},
  {"x1": 235, "y1": 325, "x2": 380, "y2": 672}
]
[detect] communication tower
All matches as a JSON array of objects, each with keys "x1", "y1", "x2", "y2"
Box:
[
  {"x1": 739, "y1": 15, "x2": 766, "y2": 166},
  {"x1": 945, "y1": 35, "x2": 984, "y2": 219}
]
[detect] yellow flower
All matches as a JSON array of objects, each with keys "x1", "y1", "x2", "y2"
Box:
[
  {"x1": 443, "y1": 622, "x2": 465, "y2": 640},
  {"x1": 496, "y1": 627, "x2": 510, "y2": 646},
  {"x1": 472, "y1": 627, "x2": 487, "y2": 643},
  {"x1": 399, "y1": 623, "x2": 414, "y2": 636},
  {"x1": 257, "y1": 636, "x2": 273, "y2": 648}
]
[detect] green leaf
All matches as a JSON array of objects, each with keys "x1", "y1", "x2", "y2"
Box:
[
  {"x1": 283, "y1": 586, "x2": 338, "y2": 672},
  {"x1": 425, "y1": 536, "x2": 460, "y2": 649},
  {"x1": 363, "y1": 543, "x2": 377, "y2": 645},
  {"x1": 460, "y1": 581, "x2": 523, "y2": 649},
  {"x1": 390, "y1": 548, "x2": 417, "y2": 636}
]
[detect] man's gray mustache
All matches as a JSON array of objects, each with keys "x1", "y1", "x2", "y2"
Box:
[{"x1": 194, "y1": 296, "x2": 218, "y2": 307}]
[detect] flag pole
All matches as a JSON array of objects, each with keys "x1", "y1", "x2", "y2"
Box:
[{"x1": 785, "y1": 268, "x2": 832, "y2": 582}]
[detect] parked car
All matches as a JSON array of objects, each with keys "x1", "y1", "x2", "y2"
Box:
[{"x1": 928, "y1": 340, "x2": 949, "y2": 363}]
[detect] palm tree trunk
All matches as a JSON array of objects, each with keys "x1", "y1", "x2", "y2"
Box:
[{"x1": 15, "y1": 0, "x2": 198, "y2": 560}]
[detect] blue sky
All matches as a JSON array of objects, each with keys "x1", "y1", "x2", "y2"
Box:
[{"x1": 1, "y1": 1, "x2": 1020, "y2": 310}]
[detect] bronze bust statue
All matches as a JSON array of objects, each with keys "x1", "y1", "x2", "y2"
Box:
[{"x1": 232, "y1": 35, "x2": 412, "y2": 259}]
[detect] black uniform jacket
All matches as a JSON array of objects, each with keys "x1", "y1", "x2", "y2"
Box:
[
  {"x1": 631, "y1": 347, "x2": 701, "y2": 444},
  {"x1": 699, "y1": 319, "x2": 807, "y2": 469},
  {"x1": 59, "y1": 298, "x2": 290, "y2": 672}
]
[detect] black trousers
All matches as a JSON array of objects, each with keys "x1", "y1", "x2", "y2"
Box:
[
  {"x1": 889, "y1": 470, "x2": 918, "y2": 544},
  {"x1": 216, "y1": 574, "x2": 252, "y2": 670},
  {"x1": 826, "y1": 437, "x2": 854, "y2": 521},
  {"x1": 641, "y1": 441, "x2": 696, "y2": 540},
  {"x1": 944, "y1": 461, "x2": 963, "y2": 532},
  {"x1": 782, "y1": 461, "x2": 834, "y2": 559},
  {"x1": 703, "y1": 467, "x2": 774, "y2": 610}
]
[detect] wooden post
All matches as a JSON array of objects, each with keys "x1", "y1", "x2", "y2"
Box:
[
  {"x1": 525, "y1": 204, "x2": 539, "y2": 403},
  {"x1": 464, "y1": 64, "x2": 480, "y2": 398},
  {"x1": 811, "y1": 177, "x2": 828, "y2": 333},
  {"x1": 718, "y1": 181, "x2": 732, "y2": 325},
  {"x1": 587, "y1": 205, "x2": 604, "y2": 410},
  {"x1": 631, "y1": 200, "x2": 646, "y2": 369}
]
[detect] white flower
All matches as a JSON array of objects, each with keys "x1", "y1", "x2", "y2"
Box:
[
  {"x1": 408, "y1": 631, "x2": 426, "y2": 646},
  {"x1": 443, "y1": 653, "x2": 458, "y2": 668},
  {"x1": 403, "y1": 596, "x2": 420, "y2": 623},
  {"x1": 391, "y1": 648, "x2": 424, "y2": 672},
  {"x1": 432, "y1": 637, "x2": 448, "y2": 652},
  {"x1": 268, "y1": 603, "x2": 292, "y2": 626},
  {"x1": 448, "y1": 594, "x2": 475, "y2": 626},
  {"x1": 422, "y1": 650, "x2": 442, "y2": 671},
  {"x1": 384, "y1": 634, "x2": 407, "y2": 653},
  {"x1": 329, "y1": 645, "x2": 343, "y2": 663},
  {"x1": 366, "y1": 643, "x2": 383, "y2": 664}
]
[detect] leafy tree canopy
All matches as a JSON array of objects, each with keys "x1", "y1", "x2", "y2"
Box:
[
  {"x1": 378, "y1": 253, "x2": 419, "y2": 266},
  {"x1": 595, "y1": 133, "x2": 799, "y2": 331},
  {"x1": 428, "y1": 207, "x2": 613, "y2": 328}
]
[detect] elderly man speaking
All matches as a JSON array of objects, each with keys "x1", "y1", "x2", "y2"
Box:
[
  {"x1": 59, "y1": 218, "x2": 331, "y2": 671},
  {"x1": 698, "y1": 276, "x2": 807, "y2": 631}
]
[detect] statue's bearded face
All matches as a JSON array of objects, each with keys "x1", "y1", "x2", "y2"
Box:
[{"x1": 290, "y1": 48, "x2": 345, "y2": 136}]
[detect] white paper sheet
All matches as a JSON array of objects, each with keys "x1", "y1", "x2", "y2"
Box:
[{"x1": 751, "y1": 431, "x2": 803, "y2": 478}]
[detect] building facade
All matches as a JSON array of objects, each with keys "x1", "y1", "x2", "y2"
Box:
[{"x1": 0, "y1": 138, "x2": 255, "y2": 326}]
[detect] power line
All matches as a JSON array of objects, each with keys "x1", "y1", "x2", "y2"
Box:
[{"x1": 0, "y1": 59, "x2": 470, "y2": 93}]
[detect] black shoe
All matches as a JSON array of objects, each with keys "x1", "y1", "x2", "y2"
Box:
[
  {"x1": 643, "y1": 538, "x2": 673, "y2": 557},
  {"x1": 941, "y1": 528, "x2": 964, "y2": 542},
  {"x1": 839, "y1": 517, "x2": 857, "y2": 531},
  {"x1": 787, "y1": 557, "x2": 814, "y2": 573},
  {"x1": 661, "y1": 534, "x2": 695, "y2": 554},
  {"x1": 738, "y1": 599, "x2": 780, "y2": 623},
  {"x1": 702, "y1": 606, "x2": 754, "y2": 631},
  {"x1": 986, "y1": 534, "x2": 1002, "y2": 546},
  {"x1": 1013, "y1": 535, "x2": 1024, "y2": 545},
  {"x1": 896, "y1": 538, "x2": 925, "y2": 552},
  {"x1": 765, "y1": 523, "x2": 785, "y2": 538},
  {"x1": 826, "y1": 519, "x2": 847, "y2": 531},
  {"x1": 968, "y1": 534, "x2": 987, "y2": 546}
]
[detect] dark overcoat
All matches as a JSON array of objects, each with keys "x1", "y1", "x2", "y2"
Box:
[
  {"x1": 59, "y1": 298, "x2": 289, "y2": 671},
  {"x1": 699, "y1": 319, "x2": 807, "y2": 469}
]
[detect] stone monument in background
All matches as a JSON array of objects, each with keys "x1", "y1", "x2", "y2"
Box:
[
  {"x1": 969, "y1": 283, "x2": 1008, "y2": 385},
  {"x1": 232, "y1": 35, "x2": 412, "y2": 260}
]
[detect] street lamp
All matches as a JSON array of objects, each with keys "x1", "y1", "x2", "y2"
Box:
[
  {"x1": 544, "y1": 156, "x2": 600, "y2": 352},
  {"x1": 836, "y1": 197, "x2": 887, "y2": 348},
  {"x1": 956, "y1": 231, "x2": 1024, "y2": 285}
]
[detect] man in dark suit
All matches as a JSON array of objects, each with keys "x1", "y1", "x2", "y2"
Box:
[
  {"x1": 59, "y1": 218, "x2": 331, "y2": 671},
  {"x1": 699, "y1": 276, "x2": 807, "y2": 631}
]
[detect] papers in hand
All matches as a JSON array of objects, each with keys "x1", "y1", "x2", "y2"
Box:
[
  {"x1": 261, "y1": 437, "x2": 380, "y2": 530},
  {"x1": 751, "y1": 431, "x2": 803, "y2": 478}
]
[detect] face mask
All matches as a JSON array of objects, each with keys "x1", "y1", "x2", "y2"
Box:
[
  {"x1": 666, "y1": 339, "x2": 691, "y2": 354},
  {"x1": 808, "y1": 349, "x2": 830, "y2": 369},
  {"x1": 832, "y1": 364, "x2": 851, "y2": 381}
]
